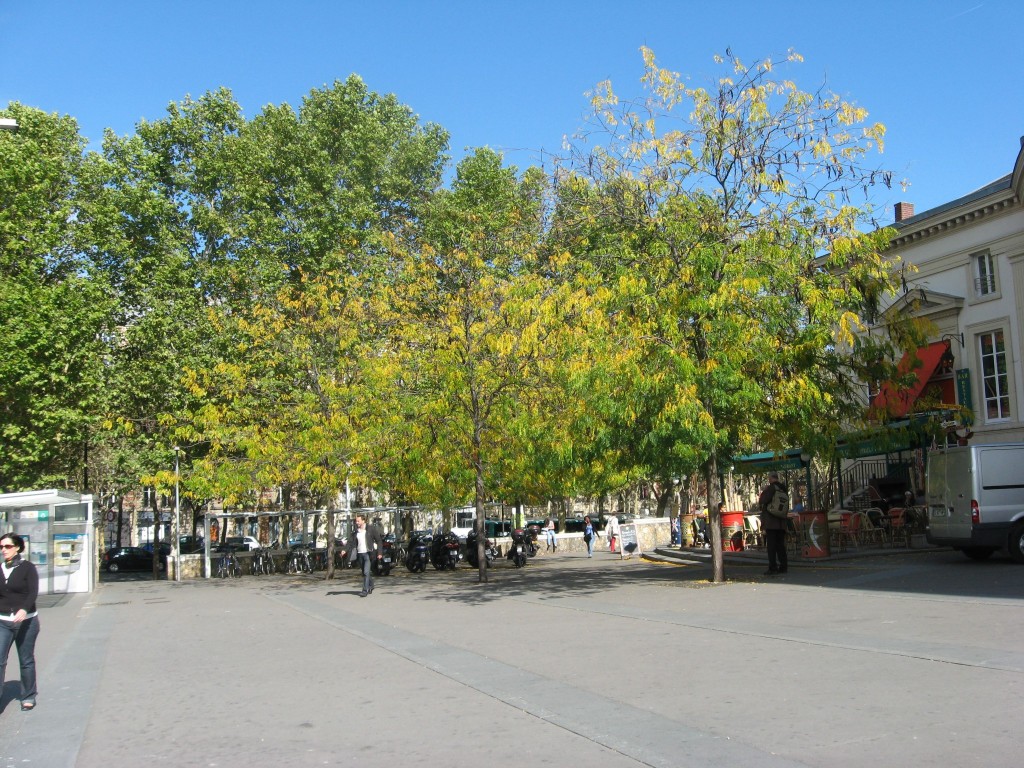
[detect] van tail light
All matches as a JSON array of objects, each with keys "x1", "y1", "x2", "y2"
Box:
[{"x1": 971, "y1": 500, "x2": 981, "y2": 524}]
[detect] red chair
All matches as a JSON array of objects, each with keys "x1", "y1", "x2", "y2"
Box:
[
  {"x1": 833, "y1": 511, "x2": 861, "y2": 552},
  {"x1": 887, "y1": 507, "x2": 908, "y2": 547}
]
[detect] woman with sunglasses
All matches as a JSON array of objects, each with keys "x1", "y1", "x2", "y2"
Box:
[{"x1": 0, "y1": 533, "x2": 39, "y2": 711}]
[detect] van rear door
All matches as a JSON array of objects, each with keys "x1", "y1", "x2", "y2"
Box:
[
  {"x1": 926, "y1": 448, "x2": 974, "y2": 543},
  {"x1": 976, "y1": 445, "x2": 1024, "y2": 527}
]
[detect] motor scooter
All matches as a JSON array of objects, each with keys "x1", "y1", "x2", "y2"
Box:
[
  {"x1": 525, "y1": 523, "x2": 540, "y2": 557},
  {"x1": 431, "y1": 530, "x2": 462, "y2": 570},
  {"x1": 507, "y1": 528, "x2": 531, "y2": 568},
  {"x1": 465, "y1": 529, "x2": 498, "y2": 568},
  {"x1": 372, "y1": 533, "x2": 396, "y2": 576},
  {"x1": 405, "y1": 531, "x2": 431, "y2": 573}
]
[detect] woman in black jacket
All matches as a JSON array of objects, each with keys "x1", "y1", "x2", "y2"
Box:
[{"x1": 0, "y1": 532, "x2": 40, "y2": 710}]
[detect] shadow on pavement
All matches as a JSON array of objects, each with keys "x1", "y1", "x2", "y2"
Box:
[{"x1": 94, "y1": 546, "x2": 1024, "y2": 604}]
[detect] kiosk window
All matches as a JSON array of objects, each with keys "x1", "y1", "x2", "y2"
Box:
[{"x1": 54, "y1": 503, "x2": 88, "y2": 522}]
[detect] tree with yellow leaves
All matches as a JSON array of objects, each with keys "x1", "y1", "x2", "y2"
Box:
[
  {"x1": 552, "y1": 49, "x2": 915, "y2": 581},
  {"x1": 180, "y1": 270, "x2": 375, "y2": 578},
  {"x1": 373, "y1": 148, "x2": 601, "y2": 582}
]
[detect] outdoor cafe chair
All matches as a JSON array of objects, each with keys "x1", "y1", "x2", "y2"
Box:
[
  {"x1": 886, "y1": 507, "x2": 909, "y2": 548},
  {"x1": 832, "y1": 510, "x2": 862, "y2": 552},
  {"x1": 785, "y1": 514, "x2": 801, "y2": 555},
  {"x1": 743, "y1": 515, "x2": 763, "y2": 550},
  {"x1": 861, "y1": 508, "x2": 888, "y2": 547}
]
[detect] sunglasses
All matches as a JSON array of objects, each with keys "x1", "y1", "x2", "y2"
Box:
[{"x1": 0, "y1": 544, "x2": 17, "y2": 549}]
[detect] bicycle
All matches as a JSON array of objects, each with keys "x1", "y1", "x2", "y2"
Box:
[
  {"x1": 309, "y1": 548, "x2": 327, "y2": 571},
  {"x1": 215, "y1": 546, "x2": 242, "y2": 578},
  {"x1": 252, "y1": 547, "x2": 275, "y2": 575},
  {"x1": 286, "y1": 546, "x2": 313, "y2": 574}
]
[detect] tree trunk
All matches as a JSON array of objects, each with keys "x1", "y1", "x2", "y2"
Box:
[
  {"x1": 706, "y1": 457, "x2": 724, "y2": 583},
  {"x1": 656, "y1": 479, "x2": 672, "y2": 517},
  {"x1": 325, "y1": 506, "x2": 336, "y2": 580},
  {"x1": 116, "y1": 496, "x2": 124, "y2": 547},
  {"x1": 151, "y1": 495, "x2": 162, "y2": 578},
  {"x1": 475, "y1": 468, "x2": 487, "y2": 583}
]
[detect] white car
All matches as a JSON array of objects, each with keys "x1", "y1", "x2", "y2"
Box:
[{"x1": 223, "y1": 536, "x2": 261, "y2": 551}]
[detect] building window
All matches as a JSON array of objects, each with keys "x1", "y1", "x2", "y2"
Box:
[
  {"x1": 979, "y1": 330, "x2": 1010, "y2": 421},
  {"x1": 974, "y1": 251, "x2": 996, "y2": 296}
]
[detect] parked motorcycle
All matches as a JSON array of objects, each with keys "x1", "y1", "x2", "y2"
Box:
[
  {"x1": 465, "y1": 529, "x2": 498, "y2": 569},
  {"x1": 507, "y1": 527, "x2": 532, "y2": 568},
  {"x1": 431, "y1": 530, "x2": 462, "y2": 570},
  {"x1": 405, "y1": 531, "x2": 432, "y2": 573},
  {"x1": 526, "y1": 523, "x2": 541, "y2": 556},
  {"x1": 372, "y1": 533, "x2": 396, "y2": 576}
]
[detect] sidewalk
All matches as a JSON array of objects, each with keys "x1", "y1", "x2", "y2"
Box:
[{"x1": 1, "y1": 547, "x2": 1019, "y2": 767}]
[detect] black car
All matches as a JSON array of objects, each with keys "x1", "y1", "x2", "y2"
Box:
[
  {"x1": 141, "y1": 537, "x2": 204, "y2": 555},
  {"x1": 103, "y1": 546, "x2": 166, "y2": 573}
]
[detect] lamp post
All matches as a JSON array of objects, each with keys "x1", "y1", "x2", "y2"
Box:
[{"x1": 173, "y1": 446, "x2": 181, "y2": 582}]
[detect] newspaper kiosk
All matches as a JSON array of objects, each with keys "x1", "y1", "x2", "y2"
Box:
[{"x1": 0, "y1": 489, "x2": 95, "y2": 594}]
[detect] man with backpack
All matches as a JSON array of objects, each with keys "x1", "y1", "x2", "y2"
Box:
[{"x1": 759, "y1": 471, "x2": 790, "y2": 576}]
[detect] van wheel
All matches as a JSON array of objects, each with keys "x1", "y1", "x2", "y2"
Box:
[
  {"x1": 962, "y1": 547, "x2": 995, "y2": 561},
  {"x1": 1008, "y1": 522, "x2": 1024, "y2": 564}
]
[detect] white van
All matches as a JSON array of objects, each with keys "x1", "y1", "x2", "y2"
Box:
[{"x1": 926, "y1": 443, "x2": 1024, "y2": 562}]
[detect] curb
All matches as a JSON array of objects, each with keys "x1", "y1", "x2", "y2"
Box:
[{"x1": 643, "y1": 543, "x2": 947, "y2": 568}]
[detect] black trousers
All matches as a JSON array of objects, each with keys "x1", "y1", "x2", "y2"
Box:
[{"x1": 765, "y1": 529, "x2": 788, "y2": 572}]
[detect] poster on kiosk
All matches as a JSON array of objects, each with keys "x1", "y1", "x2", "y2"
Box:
[{"x1": 0, "y1": 490, "x2": 95, "y2": 595}]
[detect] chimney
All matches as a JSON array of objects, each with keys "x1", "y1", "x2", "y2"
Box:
[{"x1": 894, "y1": 201, "x2": 915, "y2": 222}]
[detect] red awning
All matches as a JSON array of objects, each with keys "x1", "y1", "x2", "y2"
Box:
[{"x1": 871, "y1": 340, "x2": 951, "y2": 418}]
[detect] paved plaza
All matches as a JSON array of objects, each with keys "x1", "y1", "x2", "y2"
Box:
[{"x1": 2, "y1": 546, "x2": 1022, "y2": 767}]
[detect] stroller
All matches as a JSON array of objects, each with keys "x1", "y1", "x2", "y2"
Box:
[{"x1": 691, "y1": 516, "x2": 710, "y2": 548}]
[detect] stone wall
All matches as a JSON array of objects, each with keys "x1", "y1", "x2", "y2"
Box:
[
  {"x1": 165, "y1": 519, "x2": 673, "y2": 578},
  {"x1": 499, "y1": 517, "x2": 670, "y2": 556}
]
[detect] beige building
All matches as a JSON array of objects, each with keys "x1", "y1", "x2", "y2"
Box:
[{"x1": 875, "y1": 136, "x2": 1024, "y2": 446}]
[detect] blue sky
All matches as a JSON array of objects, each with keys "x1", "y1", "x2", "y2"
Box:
[{"x1": 2, "y1": 0, "x2": 1021, "y2": 221}]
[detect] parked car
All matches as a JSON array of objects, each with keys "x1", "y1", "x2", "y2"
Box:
[
  {"x1": 222, "y1": 536, "x2": 260, "y2": 551},
  {"x1": 103, "y1": 546, "x2": 166, "y2": 573},
  {"x1": 141, "y1": 536, "x2": 204, "y2": 555}
]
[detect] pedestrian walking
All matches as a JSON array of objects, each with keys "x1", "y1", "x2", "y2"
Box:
[
  {"x1": 605, "y1": 514, "x2": 620, "y2": 553},
  {"x1": 583, "y1": 517, "x2": 595, "y2": 557},
  {"x1": 759, "y1": 472, "x2": 790, "y2": 576},
  {"x1": 0, "y1": 532, "x2": 40, "y2": 711},
  {"x1": 544, "y1": 517, "x2": 557, "y2": 552},
  {"x1": 346, "y1": 514, "x2": 383, "y2": 597}
]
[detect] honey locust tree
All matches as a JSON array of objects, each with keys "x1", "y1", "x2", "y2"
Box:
[
  {"x1": 374, "y1": 148, "x2": 595, "y2": 582},
  {"x1": 182, "y1": 271, "x2": 375, "y2": 577},
  {"x1": 554, "y1": 49, "x2": 912, "y2": 581}
]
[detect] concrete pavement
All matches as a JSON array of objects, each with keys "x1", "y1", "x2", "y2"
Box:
[{"x1": 2, "y1": 546, "x2": 1022, "y2": 767}]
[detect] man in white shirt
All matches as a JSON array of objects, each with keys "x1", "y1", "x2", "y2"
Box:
[{"x1": 346, "y1": 514, "x2": 383, "y2": 597}]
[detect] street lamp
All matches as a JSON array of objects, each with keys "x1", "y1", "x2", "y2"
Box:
[
  {"x1": 0, "y1": 118, "x2": 18, "y2": 132},
  {"x1": 173, "y1": 446, "x2": 181, "y2": 582}
]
